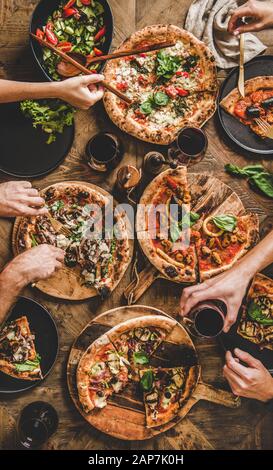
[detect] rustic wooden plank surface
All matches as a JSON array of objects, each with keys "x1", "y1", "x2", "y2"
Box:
[{"x1": 0, "y1": 0, "x2": 273, "y2": 450}]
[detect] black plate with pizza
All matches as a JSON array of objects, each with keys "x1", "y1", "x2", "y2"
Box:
[
  {"x1": 218, "y1": 55, "x2": 273, "y2": 155},
  {"x1": 0, "y1": 296, "x2": 59, "y2": 394},
  {"x1": 221, "y1": 273, "x2": 273, "y2": 371}
]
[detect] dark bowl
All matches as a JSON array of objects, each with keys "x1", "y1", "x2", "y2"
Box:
[{"x1": 30, "y1": 0, "x2": 114, "y2": 82}]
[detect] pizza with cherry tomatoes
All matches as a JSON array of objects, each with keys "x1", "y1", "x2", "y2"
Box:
[
  {"x1": 220, "y1": 76, "x2": 273, "y2": 138},
  {"x1": 104, "y1": 25, "x2": 218, "y2": 145}
]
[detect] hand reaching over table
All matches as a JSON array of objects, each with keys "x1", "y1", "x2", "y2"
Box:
[
  {"x1": 180, "y1": 230, "x2": 273, "y2": 333},
  {"x1": 228, "y1": 0, "x2": 273, "y2": 35},
  {"x1": 0, "y1": 181, "x2": 47, "y2": 217},
  {"x1": 224, "y1": 349, "x2": 273, "y2": 402}
]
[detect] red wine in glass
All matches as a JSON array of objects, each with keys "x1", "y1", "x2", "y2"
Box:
[
  {"x1": 17, "y1": 401, "x2": 58, "y2": 449},
  {"x1": 187, "y1": 301, "x2": 226, "y2": 338}
]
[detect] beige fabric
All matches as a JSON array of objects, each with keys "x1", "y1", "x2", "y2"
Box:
[{"x1": 185, "y1": 0, "x2": 266, "y2": 68}]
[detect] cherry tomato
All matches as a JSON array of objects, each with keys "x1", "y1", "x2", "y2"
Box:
[
  {"x1": 165, "y1": 85, "x2": 178, "y2": 99},
  {"x1": 94, "y1": 47, "x2": 103, "y2": 56},
  {"x1": 94, "y1": 26, "x2": 106, "y2": 42},
  {"x1": 45, "y1": 25, "x2": 58, "y2": 45},
  {"x1": 57, "y1": 41, "x2": 72, "y2": 53},
  {"x1": 234, "y1": 100, "x2": 248, "y2": 119},
  {"x1": 176, "y1": 88, "x2": 189, "y2": 97},
  {"x1": 63, "y1": 7, "x2": 78, "y2": 18},
  {"x1": 176, "y1": 71, "x2": 189, "y2": 78},
  {"x1": 63, "y1": 0, "x2": 76, "y2": 8},
  {"x1": 116, "y1": 82, "x2": 128, "y2": 92},
  {"x1": 36, "y1": 28, "x2": 44, "y2": 39},
  {"x1": 81, "y1": 0, "x2": 91, "y2": 4}
]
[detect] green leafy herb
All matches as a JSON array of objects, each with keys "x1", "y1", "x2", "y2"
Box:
[
  {"x1": 20, "y1": 99, "x2": 75, "y2": 144},
  {"x1": 140, "y1": 370, "x2": 154, "y2": 392},
  {"x1": 133, "y1": 351, "x2": 149, "y2": 365},
  {"x1": 212, "y1": 214, "x2": 237, "y2": 232},
  {"x1": 51, "y1": 200, "x2": 65, "y2": 212},
  {"x1": 170, "y1": 222, "x2": 181, "y2": 243},
  {"x1": 30, "y1": 234, "x2": 38, "y2": 247},
  {"x1": 225, "y1": 163, "x2": 273, "y2": 199},
  {"x1": 140, "y1": 100, "x2": 153, "y2": 115},
  {"x1": 153, "y1": 91, "x2": 169, "y2": 107},
  {"x1": 247, "y1": 300, "x2": 273, "y2": 326},
  {"x1": 15, "y1": 354, "x2": 41, "y2": 373},
  {"x1": 183, "y1": 55, "x2": 199, "y2": 72},
  {"x1": 171, "y1": 212, "x2": 200, "y2": 242},
  {"x1": 174, "y1": 97, "x2": 189, "y2": 116},
  {"x1": 156, "y1": 51, "x2": 181, "y2": 80}
]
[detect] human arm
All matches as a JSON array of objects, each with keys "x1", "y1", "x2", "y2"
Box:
[
  {"x1": 0, "y1": 74, "x2": 104, "y2": 110},
  {"x1": 0, "y1": 181, "x2": 48, "y2": 217},
  {"x1": 224, "y1": 349, "x2": 273, "y2": 401},
  {"x1": 228, "y1": 0, "x2": 273, "y2": 35},
  {"x1": 0, "y1": 245, "x2": 64, "y2": 327},
  {"x1": 180, "y1": 230, "x2": 273, "y2": 332}
]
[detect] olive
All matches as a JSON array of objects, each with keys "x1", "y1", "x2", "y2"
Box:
[
  {"x1": 111, "y1": 376, "x2": 118, "y2": 384},
  {"x1": 246, "y1": 106, "x2": 260, "y2": 118},
  {"x1": 164, "y1": 391, "x2": 172, "y2": 399},
  {"x1": 65, "y1": 256, "x2": 77, "y2": 268},
  {"x1": 97, "y1": 391, "x2": 104, "y2": 397},
  {"x1": 164, "y1": 266, "x2": 178, "y2": 278},
  {"x1": 261, "y1": 97, "x2": 273, "y2": 109}
]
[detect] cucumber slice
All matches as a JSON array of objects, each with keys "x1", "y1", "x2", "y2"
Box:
[{"x1": 65, "y1": 26, "x2": 74, "y2": 35}]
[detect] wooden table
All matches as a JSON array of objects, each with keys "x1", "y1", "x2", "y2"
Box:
[{"x1": 0, "y1": 0, "x2": 273, "y2": 451}]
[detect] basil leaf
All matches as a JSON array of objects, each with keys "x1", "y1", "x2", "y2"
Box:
[
  {"x1": 212, "y1": 214, "x2": 237, "y2": 232},
  {"x1": 225, "y1": 163, "x2": 265, "y2": 177},
  {"x1": 133, "y1": 351, "x2": 149, "y2": 365},
  {"x1": 15, "y1": 354, "x2": 41, "y2": 372},
  {"x1": 140, "y1": 370, "x2": 154, "y2": 392},
  {"x1": 156, "y1": 52, "x2": 181, "y2": 80},
  {"x1": 170, "y1": 222, "x2": 181, "y2": 243},
  {"x1": 189, "y1": 212, "x2": 200, "y2": 226},
  {"x1": 140, "y1": 100, "x2": 153, "y2": 115},
  {"x1": 247, "y1": 300, "x2": 273, "y2": 325},
  {"x1": 178, "y1": 211, "x2": 200, "y2": 230},
  {"x1": 153, "y1": 91, "x2": 169, "y2": 107},
  {"x1": 249, "y1": 172, "x2": 273, "y2": 199}
]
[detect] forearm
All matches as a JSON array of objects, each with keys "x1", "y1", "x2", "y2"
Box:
[
  {"x1": 0, "y1": 79, "x2": 61, "y2": 104},
  {"x1": 238, "y1": 230, "x2": 273, "y2": 279},
  {"x1": 0, "y1": 265, "x2": 25, "y2": 327}
]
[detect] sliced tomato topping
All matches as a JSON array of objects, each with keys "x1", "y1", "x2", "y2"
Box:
[
  {"x1": 234, "y1": 100, "x2": 248, "y2": 119},
  {"x1": 63, "y1": 7, "x2": 78, "y2": 18},
  {"x1": 116, "y1": 81, "x2": 128, "y2": 92},
  {"x1": 57, "y1": 41, "x2": 72, "y2": 53},
  {"x1": 176, "y1": 88, "x2": 189, "y2": 97},
  {"x1": 165, "y1": 85, "x2": 178, "y2": 99}
]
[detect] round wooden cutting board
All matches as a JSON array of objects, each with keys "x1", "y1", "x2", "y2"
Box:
[
  {"x1": 67, "y1": 305, "x2": 240, "y2": 441},
  {"x1": 12, "y1": 181, "x2": 133, "y2": 301}
]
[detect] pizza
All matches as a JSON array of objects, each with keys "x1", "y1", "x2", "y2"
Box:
[
  {"x1": 137, "y1": 167, "x2": 259, "y2": 284},
  {"x1": 15, "y1": 182, "x2": 131, "y2": 298},
  {"x1": 220, "y1": 76, "x2": 273, "y2": 138},
  {"x1": 104, "y1": 25, "x2": 218, "y2": 145},
  {"x1": 140, "y1": 366, "x2": 199, "y2": 427},
  {"x1": 237, "y1": 273, "x2": 273, "y2": 351},
  {"x1": 0, "y1": 316, "x2": 42, "y2": 381},
  {"x1": 77, "y1": 335, "x2": 130, "y2": 413}
]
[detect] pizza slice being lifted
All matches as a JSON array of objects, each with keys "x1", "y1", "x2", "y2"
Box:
[
  {"x1": 140, "y1": 365, "x2": 199, "y2": 428},
  {"x1": 220, "y1": 76, "x2": 273, "y2": 138},
  {"x1": 0, "y1": 316, "x2": 42, "y2": 381}
]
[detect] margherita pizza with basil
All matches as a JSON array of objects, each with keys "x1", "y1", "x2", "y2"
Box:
[
  {"x1": 104, "y1": 25, "x2": 218, "y2": 145},
  {"x1": 220, "y1": 76, "x2": 273, "y2": 138},
  {"x1": 15, "y1": 182, "x2": 131, "y2": 298},
  {"x1": 137, "y1": 167, "x2": 259, "y2": 284}
]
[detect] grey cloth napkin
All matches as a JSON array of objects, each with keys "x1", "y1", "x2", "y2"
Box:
[{"x1": 185, "y1": 0, "x2": 266, "y2": 68}]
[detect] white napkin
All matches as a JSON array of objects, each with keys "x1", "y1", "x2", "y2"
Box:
[{"x1": 185, "y1": 0, "x2": 266, "y2": 68}]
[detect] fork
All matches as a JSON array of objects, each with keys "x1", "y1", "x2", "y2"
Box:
[
  {"x1": 254, "y1": 118, "x2": 273, "y2": 139},
  {"x1": 47, "y1": 213, "x2": 72, "y2": 238}
]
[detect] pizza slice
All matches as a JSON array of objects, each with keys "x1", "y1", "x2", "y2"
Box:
[
  {"x1": 77, "y1": 335, "x2": 130, "y2": 413},
  {"x1": 220, "y1": 76, "x2": 273, "y2": 138},
  {"x1": 194, "y1": 213, "x2": 259, "y2": 281},
  {"x1": 237, "y1": 273, "x2": 273, "y2": 351},
  {"x1": 107, "y1": 315, "x2": 177, "y2": 379},
  {"x1": 0, "y1": 316, "x2": 42, "y2": 381},
  {"x1": 140, "y1": 365, "x2": 199, "y2": 428}
]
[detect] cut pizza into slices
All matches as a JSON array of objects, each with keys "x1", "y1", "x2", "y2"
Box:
[
  {"x1": 194, "y1": 212, "x2": 259, "y2": 281},
  {"x1": 106, "y1": 315, "x2": 177, "y2": 379},
  {"x1": 220, "y1": 76, "x2": 273, "y2": 138},
  {"x1": 104, "y1": 25, "x2": 218, "y2": 145},
  {"x1": 0, "y1": 316, "x2": 42, "y2": 381},
  {"x1": 237, "y1": 273, "x2": 273, "y2": 351},
  {"x1": 140, "y1": 365, "x2": 199, "y2": 428},
  {"x1": 77, "y1": 335, "x2": 130, "y2": 413}
]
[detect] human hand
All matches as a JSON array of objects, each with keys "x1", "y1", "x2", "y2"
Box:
[
  {"x1": 228, "y1": 0, "x2": 273, "y2": 35},
  {"x1": 0, "y1": 181, "x2": 47, "y2": 217},
  {"x1": 2, "y1": 245, "x2": 64, "y2": 288},
  {"x1": 55, "y1": 74, "x2": 104, "y2": 110},
  {"x1": 180, "y1": 265, "x2": 251, "y2": 333},
  {"x1": 223, "y1": 349, "x2": 273, "y2": 402}
]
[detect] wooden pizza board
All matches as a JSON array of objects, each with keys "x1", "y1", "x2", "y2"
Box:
[
  {"x1": 126, "y1": 171, "x2": 247, "y2": 304},
  {"x1": 67, "y1": 305, "x2": 240, "y2": 441},
  {"x1": 12, "y1": 181, "x2": 134, "y2": 301}
]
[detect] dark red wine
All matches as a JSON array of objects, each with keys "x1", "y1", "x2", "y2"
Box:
[
  {"x1": 88, "y1": 134, "x2": 117, "y2": 162},
  {"x1": 194, "y1": 308, "x2": 224, "y2": 337},
  {"x1": 177, "y1": 127, "x2": 207, "y2": 157},
  {"x1": 18, "y1": 418, "x2": 48, "y2": 449},
  {"x1": 17, "y1": 401, "x2": 58, "y2": 449}
]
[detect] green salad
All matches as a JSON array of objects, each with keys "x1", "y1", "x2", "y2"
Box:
[{"x1": 36, "y1": 0, "x2": 106, "y2": 80}]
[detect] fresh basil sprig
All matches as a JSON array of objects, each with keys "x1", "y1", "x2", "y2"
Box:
[
  {"x1": 133, "y1": 351, "x2": 149, "y2": 365},
  {"x1": 140, "y1": 92, "x2": 170, "y2": 115},
  {"x1": 212, "y1": 214, "x2": 237, "y2": 232},
  {"x1": 170, "y1": 212, "x2": 200, "y2": 242},
  {"x1": 247, "y1": 300, "x2": 273, "y2": 326},
  {"x1": 15, "y1": 354, "x2": 41, "y2": 372},
  {"x1": 140, "y1": 370, "x2": 154, "y2": 392},
  {"x1": 225, "y1": 163, "x2": 273, "y2": 199},
  {"x1": 156, "y1": 51, "x2": 181, "y2": 80}
]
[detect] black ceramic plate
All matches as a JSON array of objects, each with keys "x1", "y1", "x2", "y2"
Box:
[
  {"x1": 0, "y1": 297, "x2": 59, "y2": 394},
  {"x1": 218, "y1": 55, "x2": 273, "y2": 155},
  {"x1": 220, "y1": 311, "x2": 273, "y2": 371},
  {"x1": 30, "y1": 0, "x2": 113, "y2": 82},
  {"x1": 0, "y1": 101, "x2": 74, "y2": 178}
]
